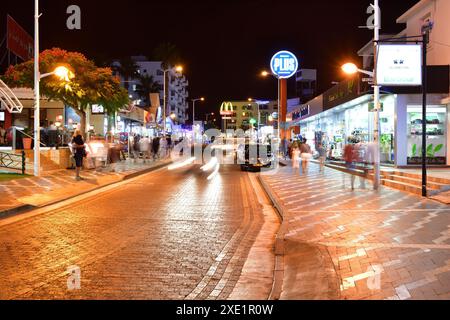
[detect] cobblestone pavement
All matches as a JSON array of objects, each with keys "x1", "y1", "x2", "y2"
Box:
[
  {"x1": 0, "y1": 165, "x2": 267, "y2": 300},
  {"x1": 0, "y1": 159, "x2": 168, "y2": 213},
  {"x1": 260, "y1": 164, "x2": 450, "y2": 300}
]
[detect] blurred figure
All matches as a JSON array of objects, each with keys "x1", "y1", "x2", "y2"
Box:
[
  {"x1": 152, "y1": 136, "x2": 160, "y2": 160},
  {"x1": 317, "y1": 142, "x2": 326, "y2": 173},
  {"x1": 291, "y1": 142, "x2": 301, "y2": 175},
  {"x1": 160, "y1": 136, "x2": 168, "y2": 159},
  {"x1": 343, "y1": 142, "x2": 356, "y2": 190},
  {"x1": 108, "y1": 142, "x2": 120, "y2": 172},
  {"x1": 132, "y1": 134, "x2": 141, "y2": 162},
  {"x1": 300, "y1": 139, "x2": 312, "y2": 174},
  {"x1": 0, "y1": 124, "x2": 6, "y2": 145},
  {"x1": 139, "y1": 136, "x2": 151, "y2": 163}
]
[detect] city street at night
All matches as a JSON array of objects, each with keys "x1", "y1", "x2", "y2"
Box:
[
  {"x1": 0, "y1": 164, "x2": 278, "y2": 300},
  {"x1": 1, "y1": 0, "x2": 450, "y2": 314}
]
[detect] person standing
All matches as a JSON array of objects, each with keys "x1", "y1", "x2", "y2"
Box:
[
  {"x1": 71, "y1": 129, "x2": 86, "y2": 181},
  {"x1": 300, "y1": 139, "x2": 312, "y2": 174}
]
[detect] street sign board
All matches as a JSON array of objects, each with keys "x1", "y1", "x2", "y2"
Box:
[
  {"x1": 270, "y1": 51, "x2": 299, "y2": 79},
  {"x1": 376, "y1": 44, "x2": 422, "y2": 86}
]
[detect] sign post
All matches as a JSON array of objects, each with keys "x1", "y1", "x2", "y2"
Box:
[{"x1": 270, "y1": 50, "x2": 299, "y2": 157}]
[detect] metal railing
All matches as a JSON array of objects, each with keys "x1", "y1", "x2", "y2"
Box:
[
  {"x1": 11, "y1": 127, "x2": 47, "y2": 150},
  {"x1": 0, "y1": 150, "x2": 26, "y2": 174}
]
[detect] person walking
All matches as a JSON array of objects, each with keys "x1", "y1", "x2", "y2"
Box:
[
  {"x1": 152, "y1": 136, "x2": 160, "y2": 160},
  {"x1": 343, "y1": 141, "x2": 356, "y2": 190},
  {"x1": 71, "y1": 129, "x2": 86, "y2": 181},
  {"x1": 291, "y1": 143, "x2": 301, "y2": 175},
  {"x1": 300, "y1": 139, "x2": 312, "y2": 174},
  {"x1": 139, "y1": 136, "x2": 151, "y2": 163},
  {"x1": 317, "y1": 142, "x2": 327, "y2": 173}
]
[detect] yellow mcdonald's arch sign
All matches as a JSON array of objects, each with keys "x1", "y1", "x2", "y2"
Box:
[{"x1": 220, "y1": 102, "x2": 234, "y2": 116}]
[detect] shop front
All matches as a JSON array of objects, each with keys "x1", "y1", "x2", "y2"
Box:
[
  {"x1": 293, "y1": 92, "x2": 449, "y2": 167},
  {"x1": 290, "y1": 66, "x2": 450, "y2": 167}
]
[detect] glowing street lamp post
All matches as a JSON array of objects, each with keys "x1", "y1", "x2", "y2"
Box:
[
  {"x1": 341, "y1": 0, "x2": 381, "y2": 190},
  {"x1": 192, "y1": 97, "x2": 205, "y2": 143},
  {"x1": 34, "y1": 0, "x2": 72, "y2": 176}
]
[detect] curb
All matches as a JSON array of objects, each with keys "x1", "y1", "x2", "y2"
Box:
[
  {"x1": 0, "y1": 161, "x2": 171, "y2": 220},
  {"x1": 258, "y1": 175, "x2": 286, "y2": 301}
]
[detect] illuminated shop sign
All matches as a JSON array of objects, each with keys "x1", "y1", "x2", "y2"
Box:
[
  {"x1": 270, "y1": 51, "x2": 299, "y2": 79},
  {"x1": 220, "y1": 102, "x2": 234, "y2": 116}
]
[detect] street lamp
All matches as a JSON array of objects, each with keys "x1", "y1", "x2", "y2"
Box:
[
  {"x1": 33, "y1": 63, "x2": 73, "y2": 177},
  {"x1": 163, "y1": 65, "x2": 183, "y2": 137},
  {"x1": 341, "y1": 61, "x2": 380, "y2": 191},
  {"x1": 191, "y1": 97, "x2": 205, "y2": 124},
  {"x1": 248, "y1": 98, "x2": 262, "y2": 142},
  {"x1": 260, "y1": 70, "x2": 281, "y2": 147}
]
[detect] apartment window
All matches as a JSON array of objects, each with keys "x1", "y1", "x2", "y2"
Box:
[{"x1": 157, "y1": 70, "x2": 164, "y2": 76}]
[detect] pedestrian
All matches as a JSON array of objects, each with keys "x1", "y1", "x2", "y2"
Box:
[
  {"x1": 317, "y1": 142, "x2": 327, "y2": 173},
  {"x1": 133, "y1": 134, "x2": 141, "y2": 162},
  {"x1": 0, "y1": 124, "x2": 6, "y2": 145},
  {"x1": 160, "y1": 136, "x2": 168, "y2": 159},
  {"x1": 291, "y1": 142, "x2": 301, "y2": 175},
  {"x1": 152, "y1": 136, "x2": 160, "y2": 160},
  {"x1": 108, "y1": 142, "x2": 120, "y2": 172},
  {"x1": 139, "y1": 136, "x2": 151, "y2": 163},
  {"x1": 300, "y1": 139, "x2": 312, "y2": 174},
  {"x1": 71, "y1": 129, "x2": 86, "y2": 181},
  {"x1": 343, "y1": 140, "x2": 357, "y2": 190}
]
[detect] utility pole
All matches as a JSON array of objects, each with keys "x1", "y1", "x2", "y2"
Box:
[
  {"x1": 34, "y1": 0, "x2": 41, "y2": 177},
  {"x1": 421, "y1": 27, "x2": 430, "y2": 197},
  {"x1": 372, "y1": 0, "x2": 381, "y2": 190}
]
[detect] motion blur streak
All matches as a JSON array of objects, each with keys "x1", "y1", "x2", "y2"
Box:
[{"x1": 168, "y1": 157, "x2": 196, "y2": 170}]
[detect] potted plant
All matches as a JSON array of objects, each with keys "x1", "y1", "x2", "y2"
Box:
[{"x1": 22, "y1": 128, "x2": 33, "y2": 150}]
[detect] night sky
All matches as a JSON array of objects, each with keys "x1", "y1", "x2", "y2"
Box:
[{"x1": 1, "y1": 0, "x2": 419, "y2": 119}]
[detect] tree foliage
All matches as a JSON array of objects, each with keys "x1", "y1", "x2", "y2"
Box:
[
  {"x1": 2, "y1": 48, "x2": 129, "y2": 115},
  {"x1": 136, "y1": 74, "x2": 161, "y2": 106}
]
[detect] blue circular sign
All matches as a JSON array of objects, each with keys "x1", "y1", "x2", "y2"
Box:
[{"x1": 270, "y1": 51, "x2": 299, "y2": 79}]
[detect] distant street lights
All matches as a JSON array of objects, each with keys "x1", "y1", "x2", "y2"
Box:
[
  {"x1": 163, "y1": 65, "x2": 183, "y2": 136},
  {"x1": 191, "y1": 97, "x2": 205, "y2": 124}
]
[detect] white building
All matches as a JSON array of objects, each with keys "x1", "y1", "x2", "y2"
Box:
[
  {"x1": 397, "y1": 0, "x2": 450, "y2": 102},
  {"x1": 113, "y1": 56, "x2": 189, "y2": 126},
  {"x1": 287, "y1": 0, "x2": 450, "y2": 167}
]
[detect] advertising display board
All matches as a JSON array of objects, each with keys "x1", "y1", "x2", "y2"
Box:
[
  {"x1": 376, "y1": 44, "x2": 422, "y2": 86},
  {"x1": 7, "y1": 15, "x2": 34, "y2": 61}
]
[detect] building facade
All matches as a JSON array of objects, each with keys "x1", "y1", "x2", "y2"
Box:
[
  {"x1": 287, "y1": 0, "x2": 450, "y2": 167},
  {"x1": 113, "y1": 56, "x2": 189, "y2": 126}
]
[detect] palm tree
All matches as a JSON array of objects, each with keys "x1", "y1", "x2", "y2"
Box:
[
  {"x1": 153, "y1": 42, "x2": 181, "y2": 69},
  {"x1": 116, "y1": 57, "x2": 138, "y2": 90},
  {"x1": 135, "y1": 74, "x2": 161, "y2": 106}
]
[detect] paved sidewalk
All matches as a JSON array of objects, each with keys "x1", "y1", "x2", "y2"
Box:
[
  {"x1": 260, "y1": 163, "x2": 450, "y2": 300},
  {"x1": 0, "y1": 159, "x2": 171, "y2": 217}
]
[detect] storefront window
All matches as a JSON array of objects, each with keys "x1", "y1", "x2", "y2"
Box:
[
  {"x1": 407, "y1": 105, "x2": 447, "y2": 165},
  {"x1": 379, "y1": 96, "x2": 395, "y2": 164}
]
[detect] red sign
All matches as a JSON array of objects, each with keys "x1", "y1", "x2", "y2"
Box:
[{"x1": 7, "y1": 15, "x2": 33, "y2": 61}]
